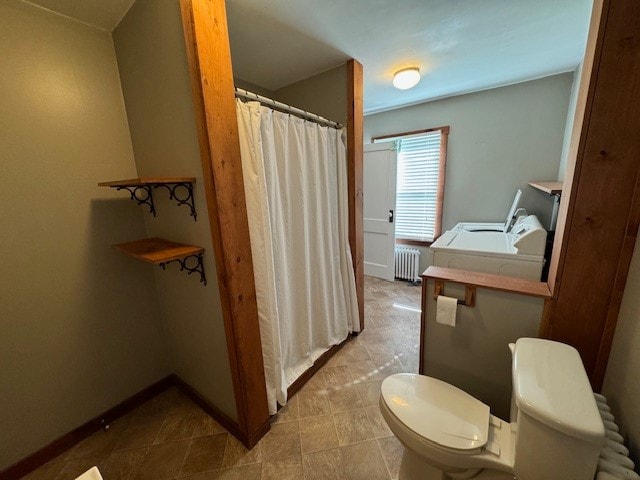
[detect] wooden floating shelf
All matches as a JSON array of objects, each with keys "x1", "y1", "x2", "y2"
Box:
[
  {"x1": 114, "y1": 237, "x2": 207, "y2": 285},
  {"x1": 98, "y1": 177, "x2": 196, "y2": 187},
  {"x1": 528, "y1": 181, "x2": 563, "y2": 196},
  {"x1": 114, "y1": 237, "x2": 203, "y2": 264},
  {"x1": 99, "y1": 177, "x2": 198, "y2": 220}
]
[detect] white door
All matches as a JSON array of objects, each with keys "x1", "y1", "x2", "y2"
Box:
[{"x1": 364, "y1": 143, "x2": 397, "y2": 281}]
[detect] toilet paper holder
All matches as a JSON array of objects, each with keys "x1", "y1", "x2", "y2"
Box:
[{"x1": 433, "y1": 280, "x2": 476, "y2": 307}]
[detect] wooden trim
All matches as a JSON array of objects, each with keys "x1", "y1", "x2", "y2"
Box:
[
  {"x1": 371, "y1": 125, "x2": 450, "y2": 143},
  {"x1": 179, "y1": 0, "x2": 269, "y2": 446},
  {"x1": 170, "y1": 374, "x2": 262, "y2": 447},
  {"x1": 422, "y1": 266, "x2": 552, "y2": 299},
  {"x1": 434, "y1": 127, "x2": 449, "y2": 239},
  {"x1": 396, "y1": 238, "x2": 432, "y2": 247},
  {"x1": 539, "y1": 298, "x2": 555, "y2": 338},
  {"x1": 593, "y1": 186, "x2": 640, "y2": 386},
  {"x1": 541, "y1": 0, "x2": 640, "y2": 390},
  {"x1": 347, "y1": 59, "x2": 365, "y2": 331},
  {"x1": 0, "y1": 377, "x2": 174, "y2": 480},
  {"x1": 287, "y1": 335, "x2": 353, "y2": 398}
]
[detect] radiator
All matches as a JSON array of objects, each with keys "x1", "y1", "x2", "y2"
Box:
[
  {"x1": 394, "y1": 246, "x2": 421, "y2": 283},
  {"x1": 594, "y1": 392, "x2": 639, "y2": 480}
]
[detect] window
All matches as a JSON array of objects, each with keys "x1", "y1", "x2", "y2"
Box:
[
  {"x1": 394, "y1": 127, "x2": 448, "y2": 243},
  {"x1": 371, "y1": 126, "x2": 449, "y2": 244}
]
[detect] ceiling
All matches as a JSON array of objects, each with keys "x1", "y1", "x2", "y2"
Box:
[
  {"x1": 227, "y1": 0, "x2": 593, "y2": 113},
  {"x1": 24, "y1": 0, "x2": 592, "y2": 114},
  {"x1": 25, "y1": 0, "x2": 135, "y2": 31}
]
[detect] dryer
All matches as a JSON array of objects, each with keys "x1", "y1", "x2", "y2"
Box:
[{"x1": 430, "y1": 215, "x2": 547, "y2": 280}]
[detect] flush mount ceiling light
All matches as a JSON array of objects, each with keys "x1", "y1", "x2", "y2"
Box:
[{"x1": 393, "y1": 67, "x2": 421, "y2": 90}]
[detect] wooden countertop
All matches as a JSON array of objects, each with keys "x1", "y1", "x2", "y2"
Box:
[{"x1": 422, "y1": 266, "x2": 551, "y2": 299}]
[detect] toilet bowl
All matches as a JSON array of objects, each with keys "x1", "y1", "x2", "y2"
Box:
[
  {"x1": 379, "y1": 338, "x2": 605, "y2": 480},
  {"x1": 380, "y1": 374, "x2": 514, "y2": 480}
]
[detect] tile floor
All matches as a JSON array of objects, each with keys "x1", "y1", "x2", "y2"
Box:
[{"x1": 22, "y1": 276, "x2": 421, "y2": 480}]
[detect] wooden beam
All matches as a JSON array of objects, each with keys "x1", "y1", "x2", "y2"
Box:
[
  {"x1": 347, "y1": 59, "x2": 365, "y2": 330},
  {"x1": 546, "y1": 0, "x2": 605, "y2": 295},
  {"x1": 542, "y1": 0, "x2": 640, "y2": 390},
  {"x1": 179, "y1": 0, "x2": 269, "y2": 447}
]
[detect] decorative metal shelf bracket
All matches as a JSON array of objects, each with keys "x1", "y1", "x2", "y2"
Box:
[
  {"x1": 116, "y1": 185, "x2": 156, "y2": 216},
  {"x1": 159, "y1": 254, "x2": 207, "y2": 286},
  {"x1": 109, "y1": 182, "x2": 197, "y2": 220},
  {"x1": 154, "y1": 182, "x2": 197, "y2": 220}
]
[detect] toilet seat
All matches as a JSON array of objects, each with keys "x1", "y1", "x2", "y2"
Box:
[{"x1": 381, "y1": 373, "x2": 490, "y2": 452}]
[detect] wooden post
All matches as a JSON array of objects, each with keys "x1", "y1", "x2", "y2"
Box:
[
  {"x1": 541, "y1": 0, "x2": 640, "y2": 390},
  {"x1": 347, "y1": 59, "x2": 365, "y2": 330},
  {"x1": 179, "y1": 0, "x2": 269, "y2": 447}
]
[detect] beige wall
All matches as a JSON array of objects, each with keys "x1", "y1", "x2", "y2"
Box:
[
  {"x1": 365, "y1": 73, "x2": 574, "y2": 232},
  {"x1": 603, "y1": 228, "x2": 640, "y2": 465},
  {"x1": 113, "y1": 0, "x2": 237, "y2": 420},
  {"x1": 274, "y1": 64, "x2": 348, "y2": 125},
  {"x1": 234, "y1": 77, "x2": 276, "y2": 98},
  {"x1": 422, "y1": 279, "x2": 544, "y2": 420},
  {"x1": 232, "y1": 64, "x2": 348, "y2": 127},
  {"x1": 558, "y1": 65, "x2": 583, "y2": 181},
  {"x1": 0, "y1": 0, "x2": 170, "y2": 469}
]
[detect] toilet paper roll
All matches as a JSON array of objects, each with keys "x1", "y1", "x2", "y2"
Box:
[{"x1": 436, "y1": 295, "x2": 458, "y2": 327}]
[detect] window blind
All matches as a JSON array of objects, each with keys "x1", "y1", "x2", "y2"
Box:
[{"x1": 396, "y1": 131, "x2": 442, "y2": 242}]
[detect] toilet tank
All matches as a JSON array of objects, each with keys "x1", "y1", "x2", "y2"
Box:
[{"x1": 511, "y1": 338, "x2": 604, "y2": 480}]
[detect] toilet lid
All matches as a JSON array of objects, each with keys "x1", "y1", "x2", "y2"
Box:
[{"x1": 381, "y1": 374, "x2": 490, "y2": 451}]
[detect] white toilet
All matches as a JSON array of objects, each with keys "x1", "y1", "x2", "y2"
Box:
[{"x1": 380, "y1": 338, "x2": 605, "y2": 480}]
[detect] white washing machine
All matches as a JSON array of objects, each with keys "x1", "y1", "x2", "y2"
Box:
[
  {"x1": 452, "y1": 189, "x2": 525, "y2": 233},
  {"x1": 430, "y1": 215, "x2": 547, "y2": 280}
]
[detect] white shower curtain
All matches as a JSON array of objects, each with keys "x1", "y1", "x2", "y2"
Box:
[{"x1": 236, "y1": 100, "x2": 359, "y2": 414}]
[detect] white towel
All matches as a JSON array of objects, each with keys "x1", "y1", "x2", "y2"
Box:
[{"x1": 436, "y1": 295, "x2": 458, "y2": 327}]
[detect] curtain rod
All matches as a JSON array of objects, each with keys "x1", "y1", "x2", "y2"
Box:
[{"x1": 234, "y1": 88, "x2": 343, "y2": 129}]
